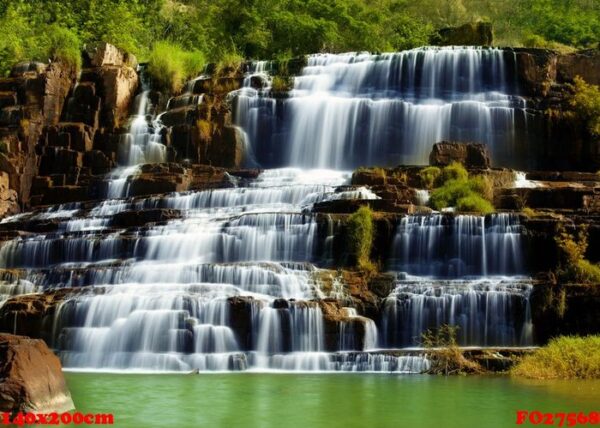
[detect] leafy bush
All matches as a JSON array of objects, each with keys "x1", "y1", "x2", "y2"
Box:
[
  {"x1": 429, "y1": 179, "x2": 472, "y2": 210},
  {"x1": 555, "y1": 224, "x2": 600, "y2": 284},
  {"x1": 418, "y1": 166, "x2": 441, "y2": 189},
  {"x1": 346, "y1": 206, "x2": 375, "y2": 272},
  {"x1": 43, "y1": 25, "x2": 81, "y2": 71},
  {"x1": 456, "y1": 194, "x2": 494, "y2": 214},
  {"x1": 439, "y1": 162, "x2": 469, "y2": 183},
  {"x1": 147, "y1": 42, "x2": 205, "y2": 93},
  {"x1": 569, "y1": 76, "x2": 600, "y2": 137},
  {"x1": 428, "y1": 163, "x2": 495, "y2": 214},
  {"x1": 512, "y1": 336, "x2": 600, "y2": 379}
]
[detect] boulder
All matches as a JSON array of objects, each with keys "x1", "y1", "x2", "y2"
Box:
[
  {"x1": 0, "y1": 334, "x2": 74, "y2": 413},
  {"x1": 84, "y1": 42, "x2": 137, "y2": 69},
  {"x1": 97, "y1": 66, "x2": 139, "y2": 129},
  {"x1": 429, "y1": 141, "x2": 491, "y2": 168},
  {"x1": 207, "y1": 126, "x2": 245, "y2": 168},
  {"x1": 431, "y1": 22, "x2": 493, "y2": 46}
]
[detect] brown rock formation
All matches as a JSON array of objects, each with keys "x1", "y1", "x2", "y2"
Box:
[
  {"x1": 0, "y1": 334, "x2": 74, "y2": 413},
  {"x1": 429, "y1": 141, "x2": 491, "y2": 168}
]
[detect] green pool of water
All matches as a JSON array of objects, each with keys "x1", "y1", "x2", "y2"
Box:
[{"x1": 65, "y1": 373, "x2": 600, "y2": 428}]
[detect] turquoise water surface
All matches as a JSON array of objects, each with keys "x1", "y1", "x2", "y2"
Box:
[{"x1": 64, "y1": 373, "x2": 600, "y2": 428}]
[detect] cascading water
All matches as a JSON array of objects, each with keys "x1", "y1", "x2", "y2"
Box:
[
  {"x1": 389, "y1": 213, "x2": 523, "y2": 277},
  {"x1": 234, "y1": 47, "x2": 531, "y2": 169},
  {"x1": 1, "y1": 168, "x2": 428, "y2": 372},
  {"x1": 381, "y1": 277, "x2": 533, "y2": 348},
  {"x1": 0, "y1": 48, "x2": 536, "y2": 373},
  {"x1": 107, "y1": 74, "x2": 168, "y2": 199}
]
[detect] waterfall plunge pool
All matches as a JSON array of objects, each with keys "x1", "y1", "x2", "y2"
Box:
[{"x1": 64, "y1": 372, "x2": 600, "y2": 428}]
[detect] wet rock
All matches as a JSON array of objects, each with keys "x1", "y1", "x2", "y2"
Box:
[
  {"x1": 429, "y1": 141, "x2": 491, "y2": 168},
  {"x1": 33, "y1": 185, "x2": 90, "y2": 206},
  {"x1": 0, "y1": 334, "x2": 74, "y2": 413},
  {"x1": 111, "y1": 208, "x2": 182, "y2": 228},
  {"x1": 207, "y1": 126, "x2": 244, "y2": 168},
  {"x1": 0, "y1": 290, "x2": 74, "y2": 341},
  {"x1": 495, "y1": 187, "x2": 593, "y2": 210},
  {"x1": 227, "y1": 296, "x2": 259, "y2": 350},
  {"x1": 83, "y1": 150, "x2": 114, "y2": 174}
]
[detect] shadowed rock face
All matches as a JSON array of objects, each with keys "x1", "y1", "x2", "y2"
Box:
[
  {"x1": 0, "y1": 334, "x2": 73, "y2": 414},
  {"x1": 429, "y1": 141, "x2": 491, "y2": 169},
  {"x1": 431, "y1": 22, "x2": 493, "y2": 46}
]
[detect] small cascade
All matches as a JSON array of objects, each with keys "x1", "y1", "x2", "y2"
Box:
[
  {"x1": 339, "y1": 308, "x2": 379, "y2": 351},
  {"x1": 389, "y1": 213, "x2": 523, "y2": 277},
  {"x1": 233, "y1": 47, "x2": 531, "y2": 169},
  {"x1": 120, "y1": 71, "x2": 168, "y2": 166},
  {"x1": 381, "y1": 277, "x2": 534, "y2": 348}
]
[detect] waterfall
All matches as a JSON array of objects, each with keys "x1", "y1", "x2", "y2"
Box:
[
  {"x1": 234, "y1": 47, "x2": 529, "y2": 169},
  {"x1": 0, "y1": 49, "x2": 536, "y2": 374},
  {"x1": 381, "y1": 277, "x2": 534, "y2": 347},
  {"x1": 0, "y1": 167, "x2": 408, "y2": 372},
  {"x1": 389, "y1": 213, "x2": 523, "y2": 277}
]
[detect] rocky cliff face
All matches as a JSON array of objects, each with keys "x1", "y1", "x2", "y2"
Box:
[{"x1": 0, "y1": 334, "x2": 73, "y2": 413}]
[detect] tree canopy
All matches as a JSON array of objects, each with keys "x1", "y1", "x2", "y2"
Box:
[{"x1": 0, "y1": 0, "x2": 598, "y2": 75}]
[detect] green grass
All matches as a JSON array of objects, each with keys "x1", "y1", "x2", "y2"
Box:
[
  {"x1": 147, "y1": 41, "x2": 205, "y2": 93},
  {"x1": 439, "y1": 161, "x2": 469, "y2": 183},
  {"x1": 512, "y1": 336, "x2": 600, "y2": 379},
  {"x1": 455, "y1": 194, "x2": 494, "y2": 214}
]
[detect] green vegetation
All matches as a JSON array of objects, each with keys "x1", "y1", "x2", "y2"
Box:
[
  {"x1": 512, "y1": 336, "x2": 600, "y2": 380},
  {"x1": 569, "y1": 76, "x2": 600, "y2": 137},
  {"x1": 147, "y1": 41, "x2": 205, "y2": 93},
  {"x1": 555, "y1": 224, "x2": 600, "y2": 284},
  {"x1": 1, "y1": 0, "x2": 599, "y2": 77},
  {"x1": 418, "y1": 166, "x2": 441, "y2": 190},
  {"x1": 422, "y1": 325, "x2": 482, "y2": 375},
  {"x1": 346, "y1": 206, "x2": 375, "y2": 272},
  {"x1": 428, "y1": 162, "x2": 494, "y2": 214},
  {"x1": 271, "y1": 76, "x2": 292, "y2": 93}
]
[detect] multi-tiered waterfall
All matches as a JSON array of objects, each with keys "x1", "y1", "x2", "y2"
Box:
[
  {"x1": 235, "y1": 47, "x2": 531, "y2": 169},
  {"x1": 0, "y1": 47, "x2": 535, "y2": 373}
]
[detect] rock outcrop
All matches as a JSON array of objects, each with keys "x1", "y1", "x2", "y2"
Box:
[
  {"x1": 431, "y1": 22, "x2": 493, "y2": 46},
  {"x1": 429, "y1": 141, "x2": 491, "y2": 168},
  {"x1": 0, "y1": 334, "x2": 74, "y2": 413}
]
